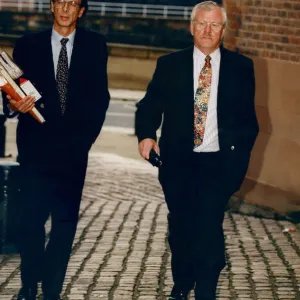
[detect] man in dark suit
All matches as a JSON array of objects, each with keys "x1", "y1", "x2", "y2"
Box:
[
  {"x1": 2, "y1": 1, "x2": 110, "y2": 299},
  {"x1": 136, "y1": 1, "x2": 258, "y2": 299}
]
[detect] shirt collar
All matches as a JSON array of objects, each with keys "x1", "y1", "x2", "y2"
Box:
[
  {"x1": 193, "y1": 46, "x2": 221, "y2": 63},
  {"x1": 51, "y1": 28, "x2": 76, "y2": 47}
]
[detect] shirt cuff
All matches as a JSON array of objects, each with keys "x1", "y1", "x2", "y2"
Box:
[{"x1": 7, "y1": 105, "x2": 17, "y2": 117}]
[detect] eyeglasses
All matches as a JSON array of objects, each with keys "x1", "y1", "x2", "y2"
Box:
[
  {"x1": 54, "y1": 0, "x2": 81, "y2": 9},
  {"x1": 192, "y1": 21, "x2": 224, "y2": 32}
]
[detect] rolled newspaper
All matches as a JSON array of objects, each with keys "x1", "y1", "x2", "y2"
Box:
[
  {"x1": 0, "y1": 75, "x2": 45, "y2": 123},
  {"x1": 0, "y1": 48, "x2": 23, "y2": 80}
]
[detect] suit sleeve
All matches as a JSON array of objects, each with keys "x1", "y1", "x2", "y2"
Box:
[
  {"x1": 1, "y1": 91, "x2": 17, "y2": 118},
  {"x1": 135, "y1": 57, "x2": 165, "y2": 143},
  {"x1": 86, "y1": 39, "x2": 110, "y2": 144}
]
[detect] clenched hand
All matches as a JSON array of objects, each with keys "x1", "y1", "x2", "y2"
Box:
[
  {"x1": 138, "y1": 138, "x2": 160, "y2": 160},
  {"x1": 7, "y1": 95, "x2": 35, "y2": 113}
]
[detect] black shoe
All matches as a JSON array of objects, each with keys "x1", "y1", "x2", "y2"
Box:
[
  {"x1": 17, "y1": 285, "x2": 37, "y2": 300},
  {"x1": 169, "y1": 285, "x2": 190, "y2": 300}
]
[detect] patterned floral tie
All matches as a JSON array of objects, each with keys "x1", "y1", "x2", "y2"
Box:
[
  {"x1": 194, "y1": 55, "x2": 212, "y2": 148},
  {"x1": 56, "y1": 38, "x2": 69, "y2": 115}
]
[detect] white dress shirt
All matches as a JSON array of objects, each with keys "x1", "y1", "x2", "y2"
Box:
[
  {"x1": 193, "y1": 46, "x2": 221, "y2": 152},
  {"x1": 51, "y1": 28, "x2": 76, "y2": 77}
]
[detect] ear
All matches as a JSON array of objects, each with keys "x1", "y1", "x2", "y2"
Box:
[
  {"x1": 51, "y1": 1, "x2": 54, "y2": 13},
  {"x1": 190, "y1": 22, "x2": 194, "y2": 36},
  {"x1": 78, "y1": 7, "x2": 85, "y2": 18},
  {"x1": 220, "y1": 25, "x2": 226, "y2": 40}
]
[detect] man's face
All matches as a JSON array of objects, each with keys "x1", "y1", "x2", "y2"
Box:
[
  {"x1": 51, "y1": 0, "x2": 85, "y2": 31},
  {"x1": 190, "y1": 7, "x2": 225, "y2": 54}
]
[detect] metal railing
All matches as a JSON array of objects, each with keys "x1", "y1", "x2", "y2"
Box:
[{"x1": 0, "y1": 0, "x2": 193, "y2": 20}]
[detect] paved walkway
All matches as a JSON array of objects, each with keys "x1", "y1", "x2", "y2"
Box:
[
  {"x1": 1, "y1": 152, "x2": 300, "y2": 299},
  {"x1": 2, "y1": 92, "x2": 300, "y2": 299}
]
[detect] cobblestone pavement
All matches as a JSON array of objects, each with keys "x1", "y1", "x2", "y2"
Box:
[{"x1": 1, "y1": 153, "x2": 300, "y2": 300}]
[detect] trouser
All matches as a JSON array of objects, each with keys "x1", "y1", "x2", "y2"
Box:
[
  {"x1": 159, "y1": 152, "x2": 233, "y2": 300},
  {"x1": 15, "y1": 161, "x2": 87, "y2": 297}
]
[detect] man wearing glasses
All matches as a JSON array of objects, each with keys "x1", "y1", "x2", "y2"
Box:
[
  {"x1": 3, "y1": 1, "x2": 110, "y2": 299},
  {"x1": 136, "y1": 1, "x2": 258, "y2": 299}
]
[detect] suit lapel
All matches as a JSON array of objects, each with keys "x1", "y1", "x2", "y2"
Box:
[
  {"x1": 177, "y1": 47, "x2": 194, "y2": 150},
  {"x1": 66, "y1": 28, "x2": 85, "y2": 108},
  {"x1": 38, "y1": 30, "x2": 62, "y2": 117},
  {"x1": 39, "y1": 29, "x2": 56, "y2": 88},
  {"x1": 217, "y1": 47, "x2": 233, "y2": 130},
  {"x1": 179, "y1": 46, "x2": 194, "y2": 106}
]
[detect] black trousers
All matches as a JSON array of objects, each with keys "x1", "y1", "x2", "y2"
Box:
[
  {"x1": 159, "y1": 152, "x2": 233, "y2": 300},
  {"x1": 15, "y1": 159, "x2": 87, "y2": 297}
]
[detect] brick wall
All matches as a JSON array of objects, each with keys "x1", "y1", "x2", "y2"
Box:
[{"x1": 223, "y1": 0, "x2": 300, "y2": 63}]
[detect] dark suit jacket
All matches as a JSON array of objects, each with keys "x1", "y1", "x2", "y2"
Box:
[
  {"x1": 3, "y1": 28, "x2": 110, "y2": 169},
  {"x1": 136, "y1": 46, "x2": 259, "y2": 193}
]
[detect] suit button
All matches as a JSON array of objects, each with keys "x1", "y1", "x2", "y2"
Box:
[
  {"x1": 231, "y1": 145, "x2": 235, "y2": 150},
  {"x1": 40, "y1": 103, "x2": 44, "y2": 109}
]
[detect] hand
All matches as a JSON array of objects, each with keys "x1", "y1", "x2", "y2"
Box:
[
  {"x1": 7, "y1": 95, "x2": 35, "y2": 113},
  {"x1": 138, "y1": 138, "x2": 160, "y2": 160}
]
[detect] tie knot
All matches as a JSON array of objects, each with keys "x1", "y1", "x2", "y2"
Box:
[
  {"x1": 61, "y1": 38, "x2": 69, "y2": 46},
  {"x1": 205, "y1": 55, "x2": 211, "y2": 63}
]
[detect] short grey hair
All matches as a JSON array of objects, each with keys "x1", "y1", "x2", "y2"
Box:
[{"x1": 190, "y1": 1, "x2": 227, "y2": 26}]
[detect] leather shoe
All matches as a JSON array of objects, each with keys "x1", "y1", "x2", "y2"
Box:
[
  {"x1": 17, "y1": 285, "x2": 37, "y2": 300},
  {"x1": 168, "y1": 285, "x2": 190, "y2": 300}
]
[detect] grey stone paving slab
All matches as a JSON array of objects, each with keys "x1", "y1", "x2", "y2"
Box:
[{"x1": 1, "y1": 153, "x2": 300, "y2": 300}]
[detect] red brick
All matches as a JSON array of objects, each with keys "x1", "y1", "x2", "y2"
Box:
[
  {"x1": 261, "y1": 33, "x2": 270, "y2": 41},
  {"x1": 273, "y1": 3, "x2": 283, "y2": 9},
  {"x1": 254, "y1": 24, "x2": 266, "y2": 32},
  {"x1": 241, "y1": 6, "x2": 249, "y2": 14},
  {"x1": 271, "y1": 18, "x2": 281, "y2": 25},
  {"x1": 290, "y1": 55, "x2": 300, "y2": 62},
  {"x1": 251, "y1": 15, "x2": 263, "y2": 22},
  {"x1": 277, "y1": 10, "x2": 287, "y2": 18},
  {"x1": 269, "y1": 51, "x2": 279, "y2": 59},
  {"x1": 275, "y1": 44, "x2": 284, "y2": 52},
  {"x1": 254, "y1": 0, "x2": 262, "y2": 6},
  {"x1": 263, "y1": 16, "x2": 272, "y2": 24},
  {"x1": 252, "y1": 33, "x2": 261, "y2": 40},
  {"x1": 279, "y1": 53, "x2": 290, "y2": 61},
  {"x1": 248, "y1": 7, "x2": 258, "y2": 14},
  {"x1": 294, "y1": 3, "x2": 300, "y2": 10},
  {"x1": 257, "y1": 42, "x2": 265, "y2": 48},
  {"x1": 263, "y1": 1, "x2": 273, "y2": 8},
  {"x1": 289, "y1": 36, "x2": 300, "y2": 45},
  {"x1": 245, "y1": 15, "x2": 252, "y2": 22},
  {"x1": 275, "y1": 26, "x2": 294, "y2": 36},
  {"x1": 258, "y1": 8, "x2": 267, "y2": 15},
  {"x1": 288, "y1": 11, "x2": 299, "y2": 19},
  {"x1": 269, "y1": 10, "x2": 277, "y2": 17},
  {"x1": 227, "y1": 6, "x2": 241, "y2": 14},
  {"x1": 261, "y1": 50, "x2": 270, "y2": 57},
  {"x1": 283, "y1": 2, "x2": 293, "y2": 9}
]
